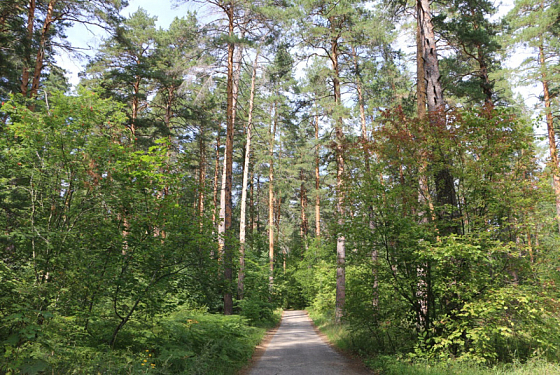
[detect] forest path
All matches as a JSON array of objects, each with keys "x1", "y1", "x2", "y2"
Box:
[{"x1": 247, "y1": 310, "x2": 371, "y2": 374}]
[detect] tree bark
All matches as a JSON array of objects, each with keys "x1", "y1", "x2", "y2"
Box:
[
  {"x1": 539, "y1": 43, "x2": 560, "y2": 233},
  {"x1": 417, "y1": 0, "x2": 443, "y2": 114},
  {"x1": 198, "y1": 124, "x2": 206, "y2": 223},
  {"x1": 300, "y1": 169, "x2": 308, "y2": 238},
  {"x1": 416, "y1": 12, "x2": 427, "y2": 119},
  {"x1": 331, "y1": 21, "x2": 345, "y2": 323},
  {"x1": 268, "y1": 102, "x2": 277, "y2": 292},
  {"x1": 238, "y1": 50, "x2": 259, "y2": 300},
  {"x1": 353, "y1": 46, "x2": 379, "y2": 312},
  {"x1": 314, "y1": 114, "x2": 321, "y2": 238},
  {"x1": 29, "y1": 0, "x2": 56, "y2": 99},
  {"x1": 221, "y1": 0, "x2": 236, "y2": 315},
  {"x1": 212, "y1": 135, "x2": 221, "y2": 231},
  {"x1": 20, "y1": 0, "x2": 36, "y2": 97}
]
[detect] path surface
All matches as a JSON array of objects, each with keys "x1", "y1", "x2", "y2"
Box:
[{"x1": 248, "y1": 310, "x2": 371, "y2": 375}]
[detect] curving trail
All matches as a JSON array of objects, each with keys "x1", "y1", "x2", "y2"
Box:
[{"x1": 248, "y1": 310, "x2": 371, "y2": 375}]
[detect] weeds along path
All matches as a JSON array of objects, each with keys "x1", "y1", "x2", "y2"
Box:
[{"x1": 247, "y1": 310, "x2": 371, "y2": 375}]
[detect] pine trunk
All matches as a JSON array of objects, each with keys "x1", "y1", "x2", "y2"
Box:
[
  {"x1": 539, "y1": 43, "x2": 560, "y2": 233},
  {"x1": 20, "y1": 0, "x2": 35, "y2": 97},
  {"x1": 29, "y1": 0, "x2": 56, "y2": 99},
  {"x1": 417, "y1": 0, "x2": 444, "y2": 114},
  {"x1": 416, "y1": 13, "x2": 427, "y2": 119},
  {"x1": 331, "y1": 24, "x2": 345, "y2": 323}
]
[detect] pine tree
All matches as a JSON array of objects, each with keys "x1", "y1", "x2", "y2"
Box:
[{"x1": 508, "y1": 0, "x2": 560, "y2": 232}]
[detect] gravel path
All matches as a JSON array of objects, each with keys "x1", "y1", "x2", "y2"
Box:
[{"x1": 247, "y1": 310, "x2": 371, "y2": 375}]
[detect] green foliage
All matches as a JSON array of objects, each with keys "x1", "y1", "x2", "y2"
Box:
[
  {"x1": 237, "y1": 298, "x2": 276, "y2": 325},
  {"x1": 0, "y1": 307, "x2": 272, "y2": 375},
  {"x1": 290, "y1": 239, "x2": 336, "y2": 314},
  {"x1": 366, "y1": 355, "x2": 560, "y2": 375}
]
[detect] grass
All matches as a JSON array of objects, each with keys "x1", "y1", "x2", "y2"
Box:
[{"x1": 366, "y1": 356, "x2": 560, "y2": 375}]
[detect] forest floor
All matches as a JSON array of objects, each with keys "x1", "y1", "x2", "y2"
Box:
[{"x1": 243, "y1": 310, "x2": 372, "y2": 374}]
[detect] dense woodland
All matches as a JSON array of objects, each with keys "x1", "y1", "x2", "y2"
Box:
[{"x1": 2, "y1": 0, "x2": 560, "y2": 373}]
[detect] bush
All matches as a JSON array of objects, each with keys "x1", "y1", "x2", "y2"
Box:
[{"x1": 238, "y1": 298, "x2": 275, "y2": 325}]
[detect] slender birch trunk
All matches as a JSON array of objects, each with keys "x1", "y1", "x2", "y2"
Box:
[
  {"x1": 268, "y1": 103, "x2": 277, "y2": 292},
  {"x1": 238, "y1": 50, "x2": 259, "y2": 300},
  {"x1": 212, "y1": 135, "x2": 221, "y2": 231},
  {"x1": 300, "y1": 169, "x2": 308, "y2": 239},
  {"x1": 352, "y1": 46, "x2": 378, "y2": 310},
  {"x1": 198, "y1": 124, "x2": 207, "y2": 222},
  {"x1": 330, "y1": 21, "x2": 345, "y2": 323},
  {"x1": 221, "y1": 1, "x2": 236, "y2": 315},
  {"x1": 314, "y1": 114, "x2": 321, "y2": 238}
]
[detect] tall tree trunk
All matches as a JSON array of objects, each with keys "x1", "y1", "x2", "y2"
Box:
[
  {"x1": 477, "y1": 44, "x2": 493, "y2": 107},
  {"x1": 330, "y1": 23, "x2": 345, "y2": 323},
  {"x1": 417, "y1": 0, "x2": 443, "y2": 114},
  {"x1": 20, "y1": 0, "x2": 36, "y2": 97},
  {"x1": 198, "y1": 124, "x2": 206, "y2": 222},
  {"x1": 416, "y1": 12, "x2": 427, "y2": 119},
  {"x1": 130, "y1": 75, "x2": 140, "y2": 136},
  {"x1": 219, "y1": 1, "x2": 241, "y2": 315},
  {"x1": 250, "y1": 168, "x2": 255, "y2": 236},
  {"x1": 352, "y1": 45, "x2": 378, "y2": 311},
  {"x1": 29, "y1": 0, "x2": 56, "y2": 99},
  {"x1": 416, "y1": 0, "x2": 447, "y2": 331},
  {"x1": 300, "y1": 169, "x2": 308, "y2": 238},
  {"x1": 238, "y1": 50, "x2": 259, "y2": 300},
  {"x1": 256, "y1": 174, "x2": 261, "y2": 233},
  {"x1": 212, "y1": 135, "x2": 221, "y2": 231},
  {"x1": 539, "y1": 43, "x2": 560, "y2": 233},
  {"x1": 218, "y1": 145, "x2": 227, "y2": 251},
  {"x1": 276, "y1": 196, "x2": 283, "y2": 272},
  {"x1": 268, "y1": 102, "x2": 277, "y2": 292},
  {"x1": 314, "y1": 114, "x2": 321, "y2": 238}
]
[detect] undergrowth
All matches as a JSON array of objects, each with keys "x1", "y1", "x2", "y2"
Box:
[
  {"x1": 1, "y1": 307, "x2": 281, "y2": 375},
  {"x1": 307, "y1": 308, "x2": 560, "y2": 375}
]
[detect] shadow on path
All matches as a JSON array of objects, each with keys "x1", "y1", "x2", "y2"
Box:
[{"x1": 247, "y1": 310, "x2": 371, "y2": 375}]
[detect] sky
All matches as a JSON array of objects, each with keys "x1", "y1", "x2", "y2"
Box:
[
  {"x1": 57, "y1": 0, "x2": 538, "y2": 111},
  {"x1": 57, "y1": 0, "x2": 195, "y2": 86}
]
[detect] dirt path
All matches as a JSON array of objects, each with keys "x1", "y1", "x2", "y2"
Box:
[{"x1": 247, "y1": 310, "x2": 371, "y2": 375}]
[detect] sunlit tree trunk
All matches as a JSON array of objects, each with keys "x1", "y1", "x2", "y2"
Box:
[
  {"x1": 238, "y1": 50, "x2": 259, "y2": 300},
  {"x1": 29, "y1": 0, "x2": 56, "y2": 99},
  {"x1": 314, "y1": 114, "x2": 321, "y2": 238},
  {"x1": 219, "y1": 0, "x2": 238, "y2": 315},
  {"x1": 539, "y1": 43, "x2": 560, "y2": 233},
  {"x1": 268, "y1": 102, "x2": 277, "y2": 292},
  {"x1": 300, "y1": 169, "x2": 308, "y2": 238},
  {"x1": 212, "y1": 135, "x2": 221, "y2": 231},
  {"x1": 331, "y1": 20, "x2": 345, "y2": 323},
  {"x1": 416, "y1": 14, "x2": 427, "y2": 119},
  {"x1": 198, "y1": 124, "x2": 207, "y2": 223}
]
